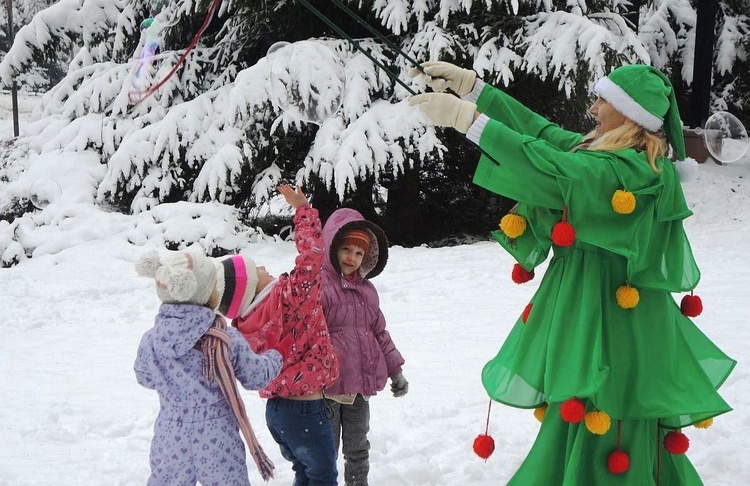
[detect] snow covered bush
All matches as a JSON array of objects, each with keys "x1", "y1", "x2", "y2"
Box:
[
  {"x1": 1, "y1": 0, "x2": 748, "y2": 263},
  {"x1": 0, "y1": 0, "x2": 65, "y2": 91}
]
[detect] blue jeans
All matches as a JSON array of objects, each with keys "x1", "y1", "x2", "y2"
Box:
[{"x1": 266, "y1": 397, "x2": 338, "y2": 486}]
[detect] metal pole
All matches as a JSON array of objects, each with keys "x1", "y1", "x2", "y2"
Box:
[{"x1": 5, "y1": 0, "x2": 19, "y2": 136}]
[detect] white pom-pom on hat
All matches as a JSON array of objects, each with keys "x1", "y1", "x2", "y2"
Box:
[
  {"x1": 135, "y1": 250, "x2": 162, "y2": 278},
  {"x1": 675, "y1": 157, "x2": 699, "y2": 183}
]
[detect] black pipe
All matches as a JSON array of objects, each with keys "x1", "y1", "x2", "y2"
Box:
[
  {"x1": 295, "y1": 0, "x2": 500, "y2": 166},
  {"x1": 328, "y1": 0, "x2": 422, "y2": 71},
  {"x1": 297, "y1": 0, "x2": 416, "y2": 95}
]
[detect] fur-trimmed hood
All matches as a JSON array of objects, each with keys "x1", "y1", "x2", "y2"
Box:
[{"x1": 322, "y1": 208, "x2": 388, "y2": 279}]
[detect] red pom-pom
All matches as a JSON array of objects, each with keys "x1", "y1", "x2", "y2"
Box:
[
  {"x1": 522, "y1": 303, "x2": 533, "y2": 324},
  {"x1": 551, "y1": 221, "x2": 576, "y2": 246},
  {"x1": 560, "y1": 397, "x2": 585, "y2": 423},
  {"x1": 607, "y1": 450, "x2": 630, "y2": 474},
  {"x1": 473, "y1": 434, "x2": 495, "y2": 459},
  {"x1": 680, "y1": 294, "x2": 703, "y2": 317},
  {"x1": 512, "y1": 263, "x2": 535, "y2": 284},
  {"x1": 664, "y1": 430, "x2": 690, "y2": 454}
]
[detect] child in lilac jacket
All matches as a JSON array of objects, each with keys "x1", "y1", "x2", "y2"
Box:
[
  {"x1": 134, "y1": 251, "x2": 286, "y2": 486},
  {"x1": 321, "y1": 208, "x2": 407, "y2": 486}
]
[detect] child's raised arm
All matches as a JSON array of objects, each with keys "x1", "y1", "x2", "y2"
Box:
[{"x1": 275, "y1": 184, "x2": 323, "y2": 310}]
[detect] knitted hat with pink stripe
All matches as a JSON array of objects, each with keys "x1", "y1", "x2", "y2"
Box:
[{"x1": 215, "y1": 255, "x2": 260, "y2": 319}]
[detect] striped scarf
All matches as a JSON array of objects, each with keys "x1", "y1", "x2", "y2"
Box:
[{"x1": 201, "y1": 314, "x2": 275, "y2": 481}]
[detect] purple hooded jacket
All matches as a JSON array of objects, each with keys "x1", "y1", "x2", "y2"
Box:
[{"x1": 321, "y1": 208, "x2": 404, "y2": 396}]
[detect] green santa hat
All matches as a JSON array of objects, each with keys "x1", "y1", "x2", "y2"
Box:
[{"x1": 594, "y1": 64, "x2": 686, "y2": 160}]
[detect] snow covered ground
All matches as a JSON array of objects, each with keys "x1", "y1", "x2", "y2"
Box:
[
  {"x1": 0, "y1": 92, "x2": 748, "y2": 485},
  {"x1": 0, "y1": 90, "x2": 39, "y2": 129}
]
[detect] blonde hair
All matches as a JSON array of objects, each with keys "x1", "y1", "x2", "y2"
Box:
[{"x1": 584, "y1": 120, "x2": 668, "y2": 173}]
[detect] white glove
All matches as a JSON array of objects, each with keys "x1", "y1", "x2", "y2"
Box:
[
  {"x1": 390, "y1": 372, "x2": 409, "y2": 397},
  {"x1": 409, "y1": 93, "x2": 477, "y2": 134},
  {"x1": 418, "y1": 61, "x2": 477, "y2": 96}
]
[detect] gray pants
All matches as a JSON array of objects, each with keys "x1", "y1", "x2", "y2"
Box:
[{"x1": 326, "y1": 395, "x2": 370, "y2": 486}]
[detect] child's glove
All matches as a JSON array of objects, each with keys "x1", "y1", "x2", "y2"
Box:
[
  {"x1": 418, "y1": 61, "x2": 477, "y2": 96},
  {"x1": 389, "y1": 372, "x2": 409, "y2": 397},
  {"x1": 265, "y1": 330, "x2": 294, "y2": 361},
  {"x1": 409, "y1": 93, "x2": 477, "y2": 134}
]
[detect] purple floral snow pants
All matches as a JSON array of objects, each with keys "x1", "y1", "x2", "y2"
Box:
[{"x1": 148, "y1": 403, "x2": 250, "y2": 486}]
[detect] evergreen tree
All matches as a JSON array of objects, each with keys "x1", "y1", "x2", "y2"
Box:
[
  {"x1": 1, "y1": 0, "x2": 63, "y2": 91},
  {"x1": 0, "y1": 0, "x2": 748, "y2": 255}
]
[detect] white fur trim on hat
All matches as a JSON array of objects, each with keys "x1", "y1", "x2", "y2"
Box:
[{"x1": 595, "y1": 76, "x2": 663, "y2": 132}]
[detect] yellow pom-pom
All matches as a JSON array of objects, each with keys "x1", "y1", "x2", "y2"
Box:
[
  {"x1": 500, "y1": 213, "x2": 527, "y2": 239},
  {"x1": 612, "y1": 190, "x2": 636, "y2": 214},
  {"x1": 694, "y1": 418, "x2": 713, "y2": 429},
  {"x1": 616, "y1": 284, "x2": 640, "y2": 309},
  {"x1": 585, "y1": 410, "x2": 611, "y2": 435},
  {"x1": 533, "y1": 404, "x2": 547, "y2": 423}
]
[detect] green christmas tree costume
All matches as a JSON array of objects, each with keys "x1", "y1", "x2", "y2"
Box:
[{"x1": 471, "y1": 82, "x2": 736, "y2": 485}]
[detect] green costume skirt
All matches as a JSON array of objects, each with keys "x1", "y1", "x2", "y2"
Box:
[{"x1": 482, "y1": 244, "x2": 735, "y2": 485}]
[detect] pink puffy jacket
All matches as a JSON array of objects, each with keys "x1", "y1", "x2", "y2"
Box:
[
  {"x1": 234, "y1": 205, "x2": 339, "y2": 398},
  {"x1": 321, "y1": 208, "x2": 404, "y2": 396}
]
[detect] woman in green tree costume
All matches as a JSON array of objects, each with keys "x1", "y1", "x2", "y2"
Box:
[{"x1": 409, "y1": 62, "x2": 736, "y2": 484}]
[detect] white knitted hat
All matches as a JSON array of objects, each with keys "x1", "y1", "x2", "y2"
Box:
[{"x1": 135, "y1": 250, "x2": 217, "y2": 305}]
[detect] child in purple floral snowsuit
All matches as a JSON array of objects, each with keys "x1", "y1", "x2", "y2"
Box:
[{"x1": 134, "y1": 250, "x2": 288, "y2": 486}]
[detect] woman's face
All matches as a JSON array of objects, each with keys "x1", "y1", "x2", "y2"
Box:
[{"x1": 589, "y1": 96, "x2": 628, "y2": 137}]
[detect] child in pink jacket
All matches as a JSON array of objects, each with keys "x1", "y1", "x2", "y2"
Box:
[
  {"x1": 321, "y1": 208, "x2": 407, "y2": 486},
  {"x1": 232, "y1": 184, "x2": 340, "y2": 486}
]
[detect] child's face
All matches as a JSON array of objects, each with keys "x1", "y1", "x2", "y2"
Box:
[
  {"x1": 207, "y1": 287, "x2": 220, "y2": 310},
  {"x1": 256, "y1": 266, "x2": 274, "y2": 293},
  {"x1": 337, "y1": 244, "x2": 365, "y2": 277}
]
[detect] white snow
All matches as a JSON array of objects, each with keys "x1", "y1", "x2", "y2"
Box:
[{"x1": 1, "y1": 93, "x2": 748, "y2": 485}]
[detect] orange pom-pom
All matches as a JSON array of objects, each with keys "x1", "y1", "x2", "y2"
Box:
[
  {"x1": 551, "y1": 221, "x2": 576, "y2": 246},
  {"x1": 500, "y1": 214, "x2": 527, "y2": 239},
  {"x1": 680, "y1": 293, "x2": 703, "y2": 317},
  {"x1": 664, "y1": 430, "x2": 690, "y2": 454},
  {"x1": 607, "y1": 450, "x2": 630, "y2": 474},
  {"x1": 560, "y1": 397, "x2": 585, "y2": 423},
  {"x1": 511, "y1": 263, "x2": 535, "y2": 284},
  {"x1": 612, "y1": 190, "x2": 636, "y2": 214},
  {"x1": 616, "y1": 284, "x2": 640, "y2": 309},
  {"x1": 473, "y1": 434, "x2": 495, "y2": 459},
  {"x1": 585, "y1": 410, "x2": 611, "y2": 435},
  {"x1": 533, "y1": 404, "x2": 547, "y2": 423},
  {"x1": 522, "y1": 303, "x2": 533, "y2": 324},
  {"x1": 694, "y1": 418, "x2": 713, "y2": 429}
]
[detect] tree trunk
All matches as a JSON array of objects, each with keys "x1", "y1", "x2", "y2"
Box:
[
  {"x1": 689, "y1": 0, "x2": 719, "y2": 128},
  {"x1": 383, "y1": 163, "x2": 422, "y2": 246}
]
